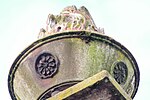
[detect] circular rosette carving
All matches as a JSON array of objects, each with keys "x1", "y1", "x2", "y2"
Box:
[
  {"x1": 113, "y1": 61, "x2": 128, "y2": 84},
  {"x1": 35, "y1": 52, "x2": 59, "y2": 79}
]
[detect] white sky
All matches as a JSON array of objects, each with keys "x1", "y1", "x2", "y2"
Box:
[{"x1": 0, "y1": 0, "x2": 150, "y2": 99}]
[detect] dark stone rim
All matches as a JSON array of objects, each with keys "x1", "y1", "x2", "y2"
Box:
[{"x1": 8, "y1": 31, "x2": 140, "y2": 99}]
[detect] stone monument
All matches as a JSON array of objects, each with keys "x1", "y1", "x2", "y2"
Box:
[{"x1": 8, "y1": 5, "x2": 140, "y2": 100}]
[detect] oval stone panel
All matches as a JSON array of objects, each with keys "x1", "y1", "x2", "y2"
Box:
[{"x1": 8, "y1": 31, "x2": 139, "y2": 100}]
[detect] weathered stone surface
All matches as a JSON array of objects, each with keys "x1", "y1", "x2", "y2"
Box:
[
  {"x1": 8, "y1": 5, "x2": 139, "y2": 100},
  {"x1": 8, "y1": 31, "x2": 139, "y2": 100},
  {"x1": 38, "y1": 5, "x2": 104, "y2": 39},
  {"x1": 47, "y1": 70, "x2": 131, "y2": 100}
]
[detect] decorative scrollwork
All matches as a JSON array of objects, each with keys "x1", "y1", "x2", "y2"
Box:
[
  {"x1": 113, "y1": 61, "x2": 128, "y2": 84},
  {"x1": 35, "y1": 52, "x2": 59, "y2": 79}
]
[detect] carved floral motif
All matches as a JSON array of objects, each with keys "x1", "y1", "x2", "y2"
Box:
[
  {"x1": 113, "y1": 62, "x2": 128, "y2": 84},
  {"x1": 35, "y1": 53, "x2": 59, "y2": 79}
]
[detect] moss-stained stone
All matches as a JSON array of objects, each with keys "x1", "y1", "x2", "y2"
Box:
[
  {"x1": 86, "y1": 41, "x2": 104, "y2": 77},
  {"x1": 8, "y1": 31, "x2": 139, "y2": 99},
  {"x1": 8, "y1": 4, "x2": 139, "y2": 99}
]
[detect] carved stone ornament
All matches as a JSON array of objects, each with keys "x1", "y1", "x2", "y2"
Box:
[
  {"x1": 38, "y1": 5, "x2": 105, "y2": 39},
  {"x1": 113, "y1": 61, "x2": 128, "y2": 85},
  {"x1": 35, "y1": 52, "x2": 59, "y2": 79},
  {"x1": 8, "y1": 5, "x2": 140, "y2": 100}
]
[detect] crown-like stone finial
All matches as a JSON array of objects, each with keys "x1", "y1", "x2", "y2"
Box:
[{"x1": 38, "y1": 5, "x2": 104, "y2": 39}]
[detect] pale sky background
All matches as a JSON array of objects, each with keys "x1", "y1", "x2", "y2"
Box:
[{"x1": 0, "y1": 0, "x2": 150, "y2": 99}]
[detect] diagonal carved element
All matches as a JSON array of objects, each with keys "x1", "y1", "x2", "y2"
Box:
[{"x1": 47, "y1": 70, "x2": 132, "y2": 100}]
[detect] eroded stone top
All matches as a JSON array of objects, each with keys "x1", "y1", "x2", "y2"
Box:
[{"x1": 38, "y1": 5, "x2": 104, "y2": 39}]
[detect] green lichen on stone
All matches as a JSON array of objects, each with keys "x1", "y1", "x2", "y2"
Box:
[{"x1": 86, "y1": 41, "x2": 105, "y2": 77}]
